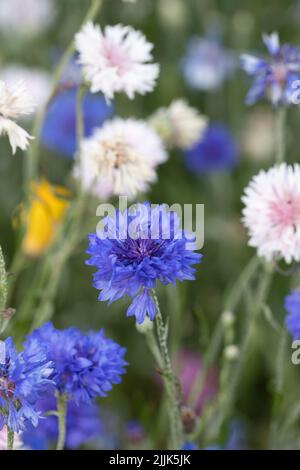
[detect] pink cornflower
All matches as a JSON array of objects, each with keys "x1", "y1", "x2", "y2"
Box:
[
  {"x1": 75, "y1": 22, "x2": 159, "y2": 101},
  {"x1": 242, "y1": 164, "x2": 300, "y2": 263}
]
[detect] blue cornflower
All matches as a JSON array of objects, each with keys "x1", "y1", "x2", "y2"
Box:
[
  {"x1": 0, "y1": 337, "x2": 53, "y2": 433},
  {"x1": 25, "y1": 322, "x2": 127, "y2": 403},
  {"x1": 87, "y1": 202, "x2": 202, "y2": 324},
  {"x1": 184, "y1": 123, "x2": 238, "y2": 174},
  {"x1": 182, "y1": 36, "x2": 236, "y2": 91},
  {"x1": 284, "y1": 290, "x2": 300, "y2": 339},
  {"x1": 41, "y1": 87, "x2": 113, "y2": 158},
  {"x1": 241, "y1": 32, "x2": 300, "y2": 106},
  {"x1": 182, "y1": 441, "x2": 199, "y2": 450},
  {"x1": 23, "y1": 393, "x2": 102, "y2": 450}
]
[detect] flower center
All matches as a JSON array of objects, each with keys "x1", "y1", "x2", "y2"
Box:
[
  {"x1": 114, "y1": 238, "x2": 166, "y2": 263},
  {"x1": 272, "y1": 62, "x2": 288, "y2": 84},
  {"x1": 101, "y1": 140, "x2": 134, "y2": 169},
  {"x1": 268, "y1": 195, "x2": 300, "y2": 230},
  {"x1": 103, "y1": 41, "x2": 133, "y2": 75},
  {"x1": 0, "y1": 375, "x2": 15, "y2": 399}
]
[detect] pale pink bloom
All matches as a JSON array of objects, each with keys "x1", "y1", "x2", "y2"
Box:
[
  {"x1": 0, "y1": 80, "x2": 35, "y2": 154},
  {"x1": 75, "y1": 22, "x2": 159, "y2": 101},
  {"x1": 0, "y1": 427, "x2": 23, "y2": 450},
  {"x1": 74, "y1": 118, "x2": 167, "y2": 199},
  {"x1": 176, "y1": 350, "x2": 217, "y2": 415},
  {"x1": 242, "y1": 164, "x2": 300, "y2": 263}
]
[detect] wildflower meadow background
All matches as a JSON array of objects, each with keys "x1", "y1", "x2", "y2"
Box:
[{"x1": 1, "y1": 0, "x2": 300, "y2": 451}]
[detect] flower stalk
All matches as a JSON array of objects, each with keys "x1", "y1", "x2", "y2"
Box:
[
  {"x1": 275, "y1": 106, "x2": 286, "y2": 164},
  {"x1": 56, "y1": 393, "x2": 67, "y2": 451},
  {"x1": 151, "y1": 289, "x2": 183, "y2": 449},
  {"x1": 7, "y1": 427, "x2": 14, "y2": 451},
  {"x1": 24, "y1": 0, "x2": 103, "y2": 186},
  {"x1": 0, "y1": 246, "x2": 7, "y2": 310}
]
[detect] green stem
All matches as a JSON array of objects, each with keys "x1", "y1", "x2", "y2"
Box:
[
  {"x1": 218, "y1": 264, "x2": 274, "y2": 429},
  {"x1": 269, "y1": 328, "x2": 288, "y2": 446},
  {"x1": 224, "y1": 255, "x2": 261, "y2": 312},
  {"x1": 7, "y1": 0, "x2": 103, "y2": 327},
  {"x1": 56, "y1": 393, "x2": 67, "y2": 451},
  {"x1": 151, "y1": 289, "x2": 183, "y2": 449},
  {"x1": 76, "y1": 85, "x2": 87, "y2": 145},
  {"x1": 274, "y1": 329, "x2": 288, "y2": 396},
  {"x1": 7, "y1": 427, "x2": 14, "y2": 451},
  {"x1": 189, "y1": 320, "x2": 223, "y2": 409},
  {"x1": 0, "y1": 246, "x2": 7, "y2": 310},
  {"x1": 190, "y1": 257, "x2": 260, "y2": 417},
  {"x1": 0, "y1": 246, "x2": 10, "y2": 334},
  {"x1": 24, "y1": 0, "x2": 103, "y2": 187},
  {"x1": 275, "y1": 106, "x2": 286, "y2": 164},
  {"x1": 6, "y1": 253, "x2": 26, "y2": 308}
]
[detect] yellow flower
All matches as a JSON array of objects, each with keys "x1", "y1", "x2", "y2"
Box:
[{"x1": 22, "y1": 180, "x2": 70, "y2": 257}]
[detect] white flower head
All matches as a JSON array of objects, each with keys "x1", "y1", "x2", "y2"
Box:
[
  {"x1": 242, "y1": 164, "x2": 300, "y2": 263},
  {"x1": 75, "y1": 22, "x2": 160, "y2": 101},
  {"x1": 1, "y1": 65, "x2": 51, "y2": 112},
  {"x1": 0, "y1": 80, "x2": 35, "y2": 154},
  {"x1": 0, "y1": 427, "x2": 24, "y2": 450},
  {"x1": 0, "y1": 0, "x2": 55, "y2": 37},
  {"x1": 149, "y1": 99, "x2": 208, "y2": 150},
  {"x1": 74, "y1": 118, "x2": 168, "y2": 199}
]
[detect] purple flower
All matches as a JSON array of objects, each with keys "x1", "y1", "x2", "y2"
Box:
[
  {"x1": 23, "y1": 394, "x2": 102, "y2": 450},
  {"x1": 25, "y1": 323, "x2": 127, "y2": 403},
  {"x1": 177, "y1": 350, "x2": 217, "y2": 416},
  {"x1": 241, "y1": 32, "x2": 300, "y2": 106},
  {"x1": 41, "y1": 87, "x2": 113, "y2": 158},
  {"x1": 284, "y1": 290, "x2": 300, "y2": 339},
  {"x1": 182, "y1": 36, "x2": 236, "y2": 91},
  {"x1": 87, "y1": 203, "x2": 202, "y2": 324},
  {"x1": 0, "y1": 337, "x2": 53, "y2": 433},
  {"x1": 184, "y1": 124, "x2": 238, "y2": 173}
]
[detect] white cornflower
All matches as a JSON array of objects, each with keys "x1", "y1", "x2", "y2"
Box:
[
  {"x1": 242, "y1": 164, "x2": 300, "y2": 263},
  {"x1": 0, "y1": 0, "x2": 55, "y2": 38},
  {"x1": 0, "y1": 80, "x2": 35, "y2": 154},
  {"x1": 0, "y1": 427, "x2": 23, "y2": 450},
  {"x1": 1, "y1": 65, "x2": 51, "y2": 112},
  {"x1": 74, "y1": 118, "x2": 168, "y2": 198},
  {"x1": 149, "y1": 99, "x2": 208, "y2": 150},
  {"x1": 75, "y1": 22, "x2": 160, "y2": 101}
]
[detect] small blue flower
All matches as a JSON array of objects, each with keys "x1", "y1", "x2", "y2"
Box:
[
  {"x1": 284, "y1": 290, "x2": 300, "y2": 339},
  {"x1": 126, "y1": 420, "x2": 145, "y2": 444},
  {"x1": 25, "y1": 322, "x2": 127, "y2": 403},
  {"x1": 241, "y1": 32, "x2": 300, "y2": 106},
  {"x1": 182, "y1": 36, "x2": 236, "y2": 91},
  {"x1": 0, "y1": 337, "x2": 53, "y2": 433},
  {"x1": 184, "y1": 124, "x2": 238, "y2": 174},
  {"x1": 182, "y1": 441, "x2": 199, "y2": 450},
  {"x1": 41, "y1": 87, "x2": 113, "y2": 158},
  {"x1": 87, "y1": 203, "x2": 202, "y2": 324},
  {"x1": 23, "y1": 394, "x2": 102, "y2": 450},
  {"x1": 226, "y1": 420, "x2": 247, "y2": 450}
]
